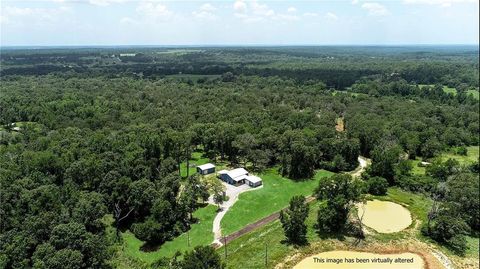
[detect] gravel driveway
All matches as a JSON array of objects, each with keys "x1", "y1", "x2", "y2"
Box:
[{"x1": 208, "y1": 181, "x2": 262, "y2": 245}]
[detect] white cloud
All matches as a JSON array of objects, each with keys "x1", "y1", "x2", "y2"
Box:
[
  {"x1": 1, "y1": 5, "x2": 71, "y2": 25},
  {"x1": 136, "y1": 1, "x2": 173, "y2": 22},
  {"x1": 199, "y1": 3, "x2": 216, "y2": 12},
  {"x1": 88, "y1": 0, "x2": 126, "y2": 6},
  {"x1": 193, "y1": 3, "x2": 218, "y2": 20},
  {"x1": 326, "y1": 12, "x2": 338, "y2": 20},
  {"x1": 275, "y1": 13, "x2": 299, "y2": 22},
  {"x1": 352, "y1": 0, "x2": 360, "y2": 4},
  {"x1": 403, "y1": 0, "x2": 477, "y2": 5},
  {"x1": 287, "y1": 7, "x2": 297, "y2": 13},
  {"x1": 361, "y1": 2, "x2": 390, "y2": 16},
  {"x1": 120, "y1": 17, "x2": 138, "y2": 25},
  {"x1": 250, "y1": 1, "x2": 274, "y2": 17},
  {"x1": 233, "y1": 0, "x2": 247, "y2": 13},
  {"x1": 233, "y1": 0, "x2": 277, "y2": 23},
  {"x1": 303, "y1": 12, "x2": 319, "y2": 17}
]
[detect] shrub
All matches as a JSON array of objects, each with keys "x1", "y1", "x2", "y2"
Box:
[{"x1": 366, "y1": 176, "x2": 388, "y2": 195}]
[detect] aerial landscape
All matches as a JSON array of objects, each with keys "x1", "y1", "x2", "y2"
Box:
[{"x1": 0, "y1": 1, "x2": 479, "y2": 269}]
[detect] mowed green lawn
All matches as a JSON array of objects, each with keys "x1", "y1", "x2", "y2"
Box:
[
  {"x1": 180, "y1": 151, "x2": 211, "y2": 178},
  {"x1": 220, "y1": 187, "x2": 433, "y2": 268},
  {"x1": 219, "y1": 200, "x2": 334, "y2": 269},
  {"x1": 466, "y1": 236, "x2": 480, "y2": 259},
  {"x1": 440, "y1": 146, "x2": 479, "y2": 164},
  {"x1": 120, "y1": 204, "x2": 217, "y2": 264},
  {"x1": 221, "y1": 169, "x2": 334, "y2": 236},
  {"x1": 410, "y1": 158, "x2": 426, "y2": 176}
]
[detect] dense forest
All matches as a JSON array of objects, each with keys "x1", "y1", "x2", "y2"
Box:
[{"x1": 0, "y1": 46, "x2": 478, "y2": 268}]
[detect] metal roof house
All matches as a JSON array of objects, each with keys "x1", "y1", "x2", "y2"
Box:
[
  {"x1": 196, "y1": 163, "x2": 216, "y2": 175},
  {"x1": 218, "y1": 168, "x2": 248, "y2": 186},
  {"x1": 218, "y1": 168, "x2": 262, "y2": 187}
]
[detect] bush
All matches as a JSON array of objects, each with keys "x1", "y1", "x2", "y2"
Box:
[
  {"x1": 422, "y1": 209, "x2": 470, "y2": 255},
  {"x1": 366, "y1": 176, "x2": 388, "y2": 195},
  {"x1": 456, "y1": 146, "x2": 468, "y2": 156},
  {"x1": 397, "y1": 175, "x2": 437, "y2": 193}
]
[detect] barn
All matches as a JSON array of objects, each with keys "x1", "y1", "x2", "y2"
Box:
[{"x1": 196, "y1": 163, "x2": 216, "y2": 175}]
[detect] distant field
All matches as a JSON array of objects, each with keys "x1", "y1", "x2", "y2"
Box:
[
  {"x1": 417, "y1": 84, "x2": 479, "y2": 100},
  {"x1": 165, "y1": 74, "x2": 221, "y2": 81},
  {"x1": 467, "y1": 89, "x2": 479, "y2": 99},
  {"x1": 119, "y1": 204, "x2": 216, "y2": 264},
  {"x1": 221, "y1": 169, "x2": 334, "y2": 236},
  {"x1": 156, "y1": 49, "x2": 204, "y2": 55},
  {"x1": 440, "y1": 146, "x2": 479, "y2": 164}
]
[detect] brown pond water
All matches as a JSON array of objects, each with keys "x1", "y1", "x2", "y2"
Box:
[
  {"x1": 357, "y1": 200, "x2": 412, "y2": 233},
  {"x1": 294, "y1": 250, "x2": 424, "y2": 269}
]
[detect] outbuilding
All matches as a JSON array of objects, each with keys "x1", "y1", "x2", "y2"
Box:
[
  {"x1": 245, "y1": 175, "x2": 262, "y2": 187},
  {"x1": 196, "y1": 163, "x2": 216, "y2": 175}
]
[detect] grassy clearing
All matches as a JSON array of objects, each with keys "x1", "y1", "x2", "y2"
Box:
[
  {"x1": 221, "y1": 169, "x2": 333, "y2": 236},
  {"x1": 439, "y1": 146, "x2": 479, "y2": 164},
  {"x1": 466, "y1": 89, "x2": 479, "y2": 100},
  {"x1": 118, "y1": 204, "x2": 217, "y2": 265},
  {"x1": 219, "y1": 187, "x2": 431, "y2": 269},
  {"x1": 165, "y1": 74, "x2": 221, "y2": 82},
  {"x1": 180, "y1": 151, "x2": 211, "y2": 178},
  {"x1": 332, "y1": 90, "x2": 366, "y2": 97},
  {"x1": 417, "y1": 84, "x2": 479, "y2": 100},
  {"x1": 466, "y1": 236, "x2": 479, "y2": 259},
  {"x1": 218, "y1": 200, "x2": 336, "y2": 269},
  {"x1": 417, "y1": 84, "x2": 456, "y2": 95},
  {"x1": 410, "y1": 158, "x2": 426, "y2": 176}
]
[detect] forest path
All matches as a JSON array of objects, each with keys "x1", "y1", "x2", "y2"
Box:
[{"x1": 350, "y1": 156, "x2": 371, "y2": 178}]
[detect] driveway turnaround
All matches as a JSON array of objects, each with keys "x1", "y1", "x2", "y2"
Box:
[{"x1": 209, "y1": 182, "x2": 262, "y2": 246}]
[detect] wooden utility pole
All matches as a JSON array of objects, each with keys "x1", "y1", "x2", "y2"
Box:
[
  {"x1": 223, "y1": 235, "x2": 227, "y2": 265},
  {"x1": 265, "y1": 243, "x2": 268, "y2": 267}
]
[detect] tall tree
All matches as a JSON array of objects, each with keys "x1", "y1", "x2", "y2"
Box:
[{"x1": 279, "y1": 195, "x2": 309, "y2": 244}]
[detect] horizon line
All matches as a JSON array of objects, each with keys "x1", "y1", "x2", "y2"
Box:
[{"x1": 2, "y1": 43, "x2": 479, "y2": 49}]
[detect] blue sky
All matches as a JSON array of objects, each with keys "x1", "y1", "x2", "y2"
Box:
[{"x1": 1, "y1": 0, "x2": 478, "y2": 46}]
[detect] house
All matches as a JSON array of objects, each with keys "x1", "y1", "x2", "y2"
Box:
[
  {"x1": 245, "y1": 175, "x2": 262, "y2": 187},
  {"x1": 219, "y1": 168, "x2": 249, "y2": 186},
  {"x1": 218, "y1": 168, "x2": 263, "y2": 187},
  {"x1": 196, "y1": 163, "x2": 215, "y2": 175}
]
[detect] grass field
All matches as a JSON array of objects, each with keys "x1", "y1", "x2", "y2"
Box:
[
  {"x1": 180, "y1": 151, "x2": 211, "y2": 178},
  {"x1": 439, "y1": 146, "x2": 479, "y2": 164},
  {"x1": 218, "y1": 200, "x2": 335, "y2": 269},
  {"x1": 410, "y1": 158, "x2": 426, "y2": 176},
  {"x1": 219, "y1": 187, "x2": 433, "y2": 268},
  {"x1": 118, "y1": 204, "x2": 217, "y2": 265},
  {"x1": 221, "y1": 169, "x2": 334, "y2": 236},
  {"x1": 466, "y1": 89, "x2": 479, "y2": 100},
  {"x1": 466, "y1": 236, "x2": 480, "y2": 259},
  {"x1": 417, "y1": 84, "x2": 479, "y2": 100},
  {"x1": 165, "y1": 74, "x2": 221, "y2": 82}
]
